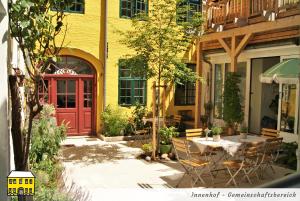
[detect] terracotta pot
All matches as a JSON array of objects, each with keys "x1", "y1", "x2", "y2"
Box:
[
  {"x1": 227, "y1": 127, "x2": 234, "y2": 135},
  {"x1": 213, "y1": 135, "x2": 221, "y2": 142}
]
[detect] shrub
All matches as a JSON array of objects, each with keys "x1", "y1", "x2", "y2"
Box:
[
  {"x1": 132, "y1": 102, "x2": 147, "y2": 130},
  {"x1": 30, "y1": 104, "x2": 67, "y2": 181},
  {"x1": 211, "y1": 126, "x2": 222, "y2": 135},
  {"x1": 30, "y1": 104, "x2": 67, "y2": 164},
  {"x1": 159, "y1": 127, "x2": 179, "y2": 145},
  {"x1": 101, "y1": 105, "x2": 129, "y2": 136},
  {"x1": 142, "y1": 143, "x2": 153, "y2": 153},
  {"x1": 223, "y1": 72, "x2": 244, "y2": 127}
]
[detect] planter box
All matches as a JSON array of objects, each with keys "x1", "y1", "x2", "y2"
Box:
[{"x1": 98, "y1": 134, "x2": 151, "y2": 142}]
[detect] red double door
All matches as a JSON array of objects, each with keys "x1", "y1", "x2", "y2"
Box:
[{"x1": 43, "y1": 75, "x2": 94, "y2": 136}]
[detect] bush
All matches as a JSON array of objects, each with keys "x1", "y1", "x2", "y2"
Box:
[
  {"x1": 278, "y1": 142, "x2": 298, "y2": 170},
  {"x1": 101, "y1": 105, "x2": 129, "y2": 136},
  {"x1": 30, "y1": 104, "x2": 67, "y2": 176},
  {"x1": 142, "y1": 143, "x2": 153, "y2": 153},
  {"x1": 132, "y1": 102, "x2": 147, "y2": 130},
  {"x1": 159, "y1": 127, "x2": 179, "y2": 145}
]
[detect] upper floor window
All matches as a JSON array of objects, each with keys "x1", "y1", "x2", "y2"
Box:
[
  {"x1": 120, "y1": 0, "x2": 148, "y2": 18},
  {"x1": 175, "y1": 64, "x2": 196, "y2": 106},
  {"x1": 52, "y1": 0, "x2": 85, "y2": 14},
  {"x1": 177, "y1": 0, "x2": 201, "y2": 23}
]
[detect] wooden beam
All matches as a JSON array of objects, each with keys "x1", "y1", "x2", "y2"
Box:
[
  {"x1": 195, "y1": 40, "x2": 203, "y2": 128},
  {"x1": 230, "y1": 35, "x2": 237, "y2": 72},
  {"x1": 200, "y1": 15, "x2": 300, "y2": 42},
  {"x1": 218, "y1": 38, "x2": 231, "y2": 55},
  {"x1": 235, "y1": 33, "x2": 253, "y2": 57}
]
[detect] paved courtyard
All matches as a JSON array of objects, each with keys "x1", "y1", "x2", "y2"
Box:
[{"x1": 60, "y1": 137, "x2": 294, "y2": 201}]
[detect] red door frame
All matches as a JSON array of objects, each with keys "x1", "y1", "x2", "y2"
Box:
[{"x1": 44, "y1": 74, "x2": 97, "y2": 136}]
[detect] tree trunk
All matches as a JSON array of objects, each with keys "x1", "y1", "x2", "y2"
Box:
[{"x1": 9, "y1": 75, "x2": 25, "y2": 170}]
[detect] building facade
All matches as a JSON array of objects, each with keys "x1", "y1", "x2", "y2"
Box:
[
  {"x1": 196, "y1": 0, "x2": 300, "y2": 142},
  {"x1": 47, "y1": 0, "x2": 202, "y2": 136}
]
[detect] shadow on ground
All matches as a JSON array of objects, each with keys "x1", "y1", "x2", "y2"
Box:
[{"x1": 61, "y1": 144, "x2": 125, "y2": 165}]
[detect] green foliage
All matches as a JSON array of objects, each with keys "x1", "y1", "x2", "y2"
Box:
[
  {"x1": 101, "y1": 105, "x2": 129, "y2": 136},
  {"x1": 119, "y1": 0, "x2": 203, "y2": 85},
  {"x1": 159, "y1": 126, "x2": 179, "y2": 145},
  {"x1": 132, "y1": 102, "x2": 147, "y2": 130},
  {"x1": 142, "y1": 143, "x2": 153, "y2": 153},
  {"x1": 278, "y1": 142, "x2": 298, "y2": 170},
  {"x1": 211, "y1": 126, "x2": 223, "y2": 136},
  {"x1": 34, "y1": 185, "x2": 72, "y2": 201},
  {"x1": 240, "y1": 123, "x2": 248, "y2": 133},
  {"x1": 223, "y1": 72, "x2": 244, "y2": 126},
  {"x1": 30, "y1": 104, "x2": 67, "y2": 165}
]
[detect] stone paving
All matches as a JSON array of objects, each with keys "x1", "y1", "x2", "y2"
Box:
[{"x1": 60, "y1": 136, "x2": 294, "y2": 201}]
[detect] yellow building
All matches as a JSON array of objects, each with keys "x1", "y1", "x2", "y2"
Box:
[
  {"x1": 7, "y1": 171, "x2": 35, "y2": 196},
  {"x1": 47, "y1": 0, "x2": 200, "y2": 136}
]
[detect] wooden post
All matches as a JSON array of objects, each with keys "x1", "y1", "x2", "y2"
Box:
[
  {"x1": 152, "y1": 81, "x2": 156, "y2": 160},
  {"x1": 194, "y1": 40, "x2": 202, "y2": 128},
  {"x1": 162, "y1": 82, "x2": 167, "y2": 127},
  {"x1": 231, "y1": 35, "x2": 237, "y2": 72}
]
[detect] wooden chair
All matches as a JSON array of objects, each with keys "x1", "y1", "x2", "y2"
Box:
[
  {"x1": 261, "y1": 137, "x2": 283, "y2": 174},
  {"x1": 222, "y1": 142, "x2": 265, "y2": 187},
  {"x1": 261, "y1": 128, "x2": 279, "y2": 138},
  {"x1": 185, "y1": 128, "x2": 203, "y2": 140},
  {"x1": 172, "y1": 137, "x2": 213, "y2": 187}
]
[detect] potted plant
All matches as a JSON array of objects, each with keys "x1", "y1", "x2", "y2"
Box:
[
  {"x1": 240, "y1": 124, "x2": 248, "y2": 139},
  {"x1": 159, "y1": 126, "x2": 179, "y2": 154},
  {"x1": 223, "y1": 72, "x2": 244, "y2": 135},
  {"x1": 211, "y1": 126, "x2": 222, "y2": 142},
  {"x1": 142, "y1": 143, "x2": 153, "y2": 156}
]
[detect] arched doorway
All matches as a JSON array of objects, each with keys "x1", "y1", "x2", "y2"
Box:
[{"x1": 40, "y1": 56, "x2": 96, "y2": 136}]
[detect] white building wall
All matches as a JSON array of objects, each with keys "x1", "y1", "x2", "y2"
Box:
[
  {"x1": 203, "y1": 44, "x2": 300, "y2": 142},
  {"x1": 0, "y1": 0, "x2": 10, "y2": 200}
]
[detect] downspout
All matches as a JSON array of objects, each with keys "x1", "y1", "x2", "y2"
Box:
[
  {"x1": 103, "y1": 0, "x2": 108, "y2": 107},
  {"x1": 203, "y1": 54, "x2": 213, "y2": 125},
  {"x1": 297, "y1": 77, "x2": 300, "y2": 172}
]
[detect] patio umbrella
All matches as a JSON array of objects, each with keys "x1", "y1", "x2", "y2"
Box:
[{"x1": 260, "y1": 58, "x2": 300, "y2": 172}]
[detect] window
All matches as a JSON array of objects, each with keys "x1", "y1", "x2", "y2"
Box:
[
  {"x1": 19, "y1": 179, "x2": 22, "y2": 184},
  {"x1": 214, "y1": 63, "x2": 229, "y2": 119},
  {"x1": 57, "y1": 80, "x2": 76, "y2": 108},
  {"x1": 118, "y1": 61, "x2": 146, "y2": 106},
  {"x1": 175, "y1": 64, "x2": 196, "y2": 105},
  {"x1": 29, "y1": 188, "x2": 32, "y2": 193},
  {"x1": 177, "y1": 0, "x2": 201, "y2": 23},
  {"x1": 52, "y1": 0, "x2": 84, "y2": 14},
  {"x1": 9, "y1": 179, "x2": 12, "y2": 184},
  {"x1": 120, "y1": 0, "x2": 148, "y2": 18},
  {"x1": 38, "y1": 80, "x2": 49, "y2": 104},
  {"x1": 13, "y1": 179, "x2": 16, "y2": 184},
  {"x1": 25, "y1": 179, "x2": 28, "y2": 184},
  {"x1": 29, "y1": 179, "x2": 32, "y2": 184}
]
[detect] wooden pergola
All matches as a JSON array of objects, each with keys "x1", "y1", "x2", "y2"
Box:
[{"x1": 194, "y1": 12, "x2": 300, "y2": 128}]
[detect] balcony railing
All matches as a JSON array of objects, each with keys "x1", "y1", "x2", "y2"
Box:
[{"x1": 206, "y1": 0, "x2": 300, "y2": 31}]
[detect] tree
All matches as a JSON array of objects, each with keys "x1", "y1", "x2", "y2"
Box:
[
  {"x1": 223, "y1": 72, "x2": 244, "y2": 130},
  {"x1": 120, "y1": 0, "x2": 203, "y2": 157},
  {"x1": 8, "y1": 0, "x2": 69, "y2": 170}
]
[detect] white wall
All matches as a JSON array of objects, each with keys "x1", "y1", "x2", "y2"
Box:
[{"x1": 0, "y1": 0, "x2": 10, "y2": 200}]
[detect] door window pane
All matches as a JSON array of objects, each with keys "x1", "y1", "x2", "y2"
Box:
[
  {"x1": 57, "y1": 80, "x2": 66, "y2": 93},
  {"x1": 280, "y1": 84, "x2": 297, "y2": 133},
  {"x1": 84, "y1": 80, "x2": 93, "y2": 108},
  {"x1": 67, "y1": 80, "x2": 76, "y2": 93},
  {"x1": 67, "y1": 95, "x2": 76, "y2": 108},
  {"x1": 57, "y1": 95, "x2": 66, "y2": 108}
]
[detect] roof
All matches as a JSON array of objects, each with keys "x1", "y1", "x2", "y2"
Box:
[
  {"x1": 8, "y1": 171, "x2": 35, "y2": 178},
  {"x1": 260, "y1": 58, "x2": 300, "y2": 84}
]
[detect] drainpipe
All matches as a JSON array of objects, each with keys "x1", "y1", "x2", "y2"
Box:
[
  {"x1": 297, "y1": 78, "x2": 300, "y2": 172},
  {"x1": 203, "y1": 54, "x2": 212, "y2": 124},
  {"x1": 103, "y1": 0, "x2": 108, "y2": 107}
]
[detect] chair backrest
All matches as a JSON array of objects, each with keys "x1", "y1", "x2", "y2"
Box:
[
  {"x1": 265, "y1": 137, "x2": 283, "y2": 156},
  {"x1": 243, "y1": 141, "x2": 265, "y2": 158},
  {"x1": 173, "y1": 115, "x2": 182, "y2": 124},
  {"x1": 186, "y1": 128, "x2": 203, "y2": 140},
  {"x1": 261, "y1": 128, "x2": 279, "y2": 138},
  {"x1": 172, "y1": 137, "x2": 189, "y2": 160}
]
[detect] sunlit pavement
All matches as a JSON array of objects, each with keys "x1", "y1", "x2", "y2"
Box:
[{"x1": 60, "y1": 137, "x2": 294, "y2": 201}]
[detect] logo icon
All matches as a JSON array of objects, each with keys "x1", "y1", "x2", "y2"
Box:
[{"x1": 7, "y1": 171, "x2": 35, "y2": 196}]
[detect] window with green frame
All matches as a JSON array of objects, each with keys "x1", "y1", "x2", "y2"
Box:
[
  {"x1": 175, "y1": 64, "x2": 196, "y2": 105},
  {"x1": 119, "y1": 61, "x2": 147, "y2": 106},
  {"x1": 120, "y1": 0, "x2": 148, "y2": 18},
  {"x1": 52, "y1": 0, "x2": 84, "y2": 14},
  {"x1": 177, "y1": 0, "x2": 202, "y2": 23}
]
